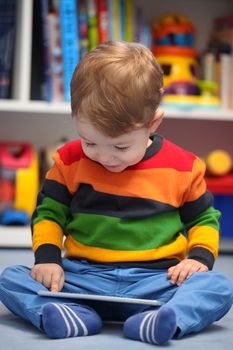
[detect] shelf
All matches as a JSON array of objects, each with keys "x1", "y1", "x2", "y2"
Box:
[
  {"x1": 0, "y1": 100, "x2": 71, "y2": 115},
  {"x1": 0, "y1": 225, "x2": 232, "y2": 252},
  {"x1": 1, "y1": 100, "x2": 233, "y2": 121},
  {"x1": 0, "y1": 226, "x2": 32, "y2": 248}
]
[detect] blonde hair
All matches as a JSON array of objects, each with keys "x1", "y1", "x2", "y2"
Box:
[{"x1": 70, "y1": 41, "x2": 163, "y2": 137}]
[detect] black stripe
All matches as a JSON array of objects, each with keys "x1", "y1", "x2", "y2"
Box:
[
  {"x1": 179, "y1": 191, "x2": 213, "y2": 223},
  {"x1": 142, "y1": 133, "x2": 163, "y2": 160},
  {"x1": 70, "y1": 183, "x2": 176, "y2": 219},
  {"x1": 35, "y1": 244, "x2": 62, "y2": 266},
  {"x1": 42, "y1": 179, "x2": 72, "y2": 206},
  {"x1": 188, "y1": 246, "x2": 215, "y2": 270}
]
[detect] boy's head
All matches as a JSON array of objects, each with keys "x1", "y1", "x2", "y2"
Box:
[{"x1": 70, "y1": 40, "x2": 164, "y2": 137}]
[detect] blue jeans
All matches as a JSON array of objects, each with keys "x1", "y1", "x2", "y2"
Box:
[{"x1": 0, "y1": 258, "x2": 232, "y2": 338}]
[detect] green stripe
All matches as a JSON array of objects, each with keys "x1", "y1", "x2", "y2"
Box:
[
  {"x1": 185, "y1": 206, "x2": 220, "y2": 231},
  {"x1": 66, "y1": 211, "x2": 183, "y2": 251},
  {"x1": 33, "y1": 197, "x2": 70, "y2": 230}
]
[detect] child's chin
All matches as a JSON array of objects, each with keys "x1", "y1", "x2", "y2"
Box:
[{"x1": 103, "y1": 164, "x2": 126, "y2": 172}]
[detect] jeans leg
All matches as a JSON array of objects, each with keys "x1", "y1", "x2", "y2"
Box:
[
  {"x1": 165, "y1": 271, "x2": 233, "y2": 338},
  {"x1": 0, "y1": 265, "x2": 70, "y2": 329}
]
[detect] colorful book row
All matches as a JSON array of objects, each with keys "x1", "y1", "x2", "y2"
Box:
[{"x1": 31, "y1": 0, "x2": 151, "y2": 103}]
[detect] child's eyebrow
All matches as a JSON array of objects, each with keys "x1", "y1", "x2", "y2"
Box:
[{"x1": 79, "y1": 134, "x2": 93, "y2": 142}]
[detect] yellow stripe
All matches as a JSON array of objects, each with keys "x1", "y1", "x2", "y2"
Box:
[
  {"x1": 187, "y1": 225, "x2": 219, "y2": 258},
  {"x1": 64, "y1": 234, "x2": 187, "y2": 262},
  {"x1": 32, "y1": 220, "x2": 63, "y2": 252}
]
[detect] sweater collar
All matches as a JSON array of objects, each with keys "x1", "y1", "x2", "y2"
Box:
[{"x1": 142, "y1": 134, "x2": 163, "y2": 161}]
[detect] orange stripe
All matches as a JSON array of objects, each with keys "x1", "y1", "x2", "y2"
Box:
[
  {"x1": 64, "y1": 234, "x2": 187, "y2": 262},
  {"x1": 48, "y1": 153, "x2": 206, "y2": 207},
  {"x1": 56, "y1": 157, "x2": 192, "y2": 207},
  {"x1": 184, "y1": 158, "x2": 206, "y2": 202}
]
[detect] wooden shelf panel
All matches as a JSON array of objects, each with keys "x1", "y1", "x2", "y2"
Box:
[
  {"x1": 0, "y1": 226, "x2": 32, "y2": 248},
  {"x1": 1, "y1": 100, "x2": 233, "y2": 121}
]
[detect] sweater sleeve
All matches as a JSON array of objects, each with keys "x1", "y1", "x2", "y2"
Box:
[
  {"x1": 31, "y1": 151, "x2": 72, "y2": 266},
  {"x1": 179, "y1": 157, "x2": 221, "y2": 269}
]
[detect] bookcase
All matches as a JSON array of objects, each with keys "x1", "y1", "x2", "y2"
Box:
[{"x1": 0, "y1": 0, "x2": 233, "y2": 249}]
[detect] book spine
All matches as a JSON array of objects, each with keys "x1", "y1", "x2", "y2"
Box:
[
  {"x1": 220, "y1": 53, "x2": 232, "y2": 109},
  {"x1": 112, "y1": 0, "x2": 120, "y2": 40},
  {"x1": 40, "y1": 0, "x2": 53, "y2": 101},
  {"x1": 87, "y1": 0, "x2": 98, "y2": 50},
  {"x1": 142, "y1": 25, "x2": 152, "y2": 48},
  {"x1": 119, "y1": 0, "x2": 125, "y2": 41},
  {"x1": 0, "y1": 0, "x2": 17, "y2": 99},
  {"x1": 134, "y1": 5, "x2": 143, "y2": 43},
  {"x1": 59, "y1": 0, "x2": 80, "y2": 102},
  {"x1": 97, "y1": 0, "x2": 108, "y2": 43},
  {"x1": 78, "y1": 0, "x2": 89, "y2": 58},
  {"x1": 124, "y1": 0, "x2": 133, "y2": 42},
  {"x1": 47, "y1": 11, "x2": 64, "y2": 102},
  {"x1": 203, "y1": 52, "x2": 216, "y2": 81},
  {"x1": 107, "y1": 0, "x2": 113, "y2": 40}
]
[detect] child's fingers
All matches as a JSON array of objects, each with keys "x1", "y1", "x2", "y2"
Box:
[{"x1": 50, "y1": 272, "x2": 64, "y2": 292}]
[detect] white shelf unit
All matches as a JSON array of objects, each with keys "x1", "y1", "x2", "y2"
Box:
[{"x1": 0, "y1": 0, "x2": 233, "y2": 247}]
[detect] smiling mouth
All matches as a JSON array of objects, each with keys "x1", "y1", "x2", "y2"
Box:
[{"x1": 103, "y1": 164, "x2": 120, "y2": 168}]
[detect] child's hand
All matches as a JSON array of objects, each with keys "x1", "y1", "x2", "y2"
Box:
[
  {"x1": 31, "y1": 263, "x2": 64, "y2": 292},
  {"x1": 167, "y1": 259, "x2": 208, "y2": 286}
]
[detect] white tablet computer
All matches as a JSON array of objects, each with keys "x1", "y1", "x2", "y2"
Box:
[{"x1": 38, "y1": 291, "x2": 162, "y2": 306}]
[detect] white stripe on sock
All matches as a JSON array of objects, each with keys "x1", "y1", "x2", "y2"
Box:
[
  {"x1": 63, "y1": 305, "x2": 88, "y2": 336},
  {"x1": 146, "y1": 312, "x2": 155, "y2": 343},
  {"x1": 150, "y1": 312, "x2": 158, "y2": 344},
  {"x1": 52, "y1": 303, "x2": 71, "y2": 337},
  {"x1": 139, "y1": 312, "x2": 154, "y2": 342},
  {"x1": 61, "y1": 305, "x2": 79, "y2": 337}
]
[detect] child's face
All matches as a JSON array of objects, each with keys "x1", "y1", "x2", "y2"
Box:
[{"x1": 76, "y1": 119, "x2": 152, "y2": 172}]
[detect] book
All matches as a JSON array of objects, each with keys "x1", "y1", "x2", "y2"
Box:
[
  {"x1": 212, "y1": 23, "x2": 233, "y2": 109},
  {"x1": 124, "y1": 0, "x2": 133, "y2": 42},
  {"x1": 107, "y1": 0, "x2": 113, "y2": 40},
  {"x1": 134, "y1": 5, "x2": 143, "y2": 43},
  {"x1": 39, "y1": 0, "x2": 53, "y2": 102},
  {"x1": 59, "y1": 0, "x2": 80, "y2": 102},
  {"x1": 78, "y1": 0, "x2": 89, "y2": 58},
  {"x1": 119, "y1": 0, "x2": 125, "y2": 40},
  {"x1": 112, "y1": 0, "x2": 120, "y2": 40},
  {"x1": 97, "y1": 0, "x2": 109, "y2": 43},
  {"x1": 87, "y1": 0, "x2": 98, "y2": 50},
  {"x1": 47, "y1": 6, "x2": 64, "y2": 102},
  {"x1": 219, "y1": 53, "x2": 232, "y2": 109},
  {"x1": 0, "y1": 0, "x2": 17, "y2": 99}
]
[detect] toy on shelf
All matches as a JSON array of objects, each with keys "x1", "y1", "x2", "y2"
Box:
[
  {"x1": 152, "y1": 13, "x2": 220, "y2": 110},
  {"x1": 205, "y1": 149, "x2": 232, "y2": 177},
  {"x1": 0, "y1": 142, "x2": 39, "y2": 225}
]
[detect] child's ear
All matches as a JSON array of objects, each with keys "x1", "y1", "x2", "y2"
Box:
[{"x1": 149, "y1": 109, "x2": 164, "y2": 133}]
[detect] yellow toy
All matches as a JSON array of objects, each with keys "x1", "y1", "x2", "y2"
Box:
[
  {"x1": 152, "y1": 13, "x2": 220, "y2": 110},
  {"x1": 205, "y1": 150, "x2": 232, "y2": 177}
]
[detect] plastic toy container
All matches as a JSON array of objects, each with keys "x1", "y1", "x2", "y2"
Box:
[
  {"x1": 206, "y1": 173, "x2": 233, "y2": 239},
  {"x1": 0, "y1": 142, "x2": 39, "y2": 225}
]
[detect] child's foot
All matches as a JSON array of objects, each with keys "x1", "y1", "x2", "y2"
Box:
[
  {"x1": 42, "y1": 303, "x2": 102, "y2": 339},
  {"x1": 123, "y1": 306, "x2": 177, "y2": 345}
]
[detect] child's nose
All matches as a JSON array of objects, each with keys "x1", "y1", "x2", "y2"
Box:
[{"x1": 98, "y1": 152, "x2": 115, "y2": 165}]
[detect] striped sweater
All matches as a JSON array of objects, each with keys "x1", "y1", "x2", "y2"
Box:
[{"x1": 32, "y1": 134, "x2": 220, "y2": 270}]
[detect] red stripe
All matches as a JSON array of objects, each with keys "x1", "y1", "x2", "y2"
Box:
[
  {"x1": 58, "y1": 138, "x2": 196, "y2": 171},
  {"x1": 129, "y1": 139, "x2": 196, "y2": 171},
  {"x1": 57, "y1": 139, "x2": 85, "y2": 165}
]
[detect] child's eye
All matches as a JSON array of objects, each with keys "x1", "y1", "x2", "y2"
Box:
[
  {"x1": 85, "y1": 142, "x2": 95, "y2": 147},
  {"x1": 115, "y1": 146, "x2": 129, "y2": 151}
]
